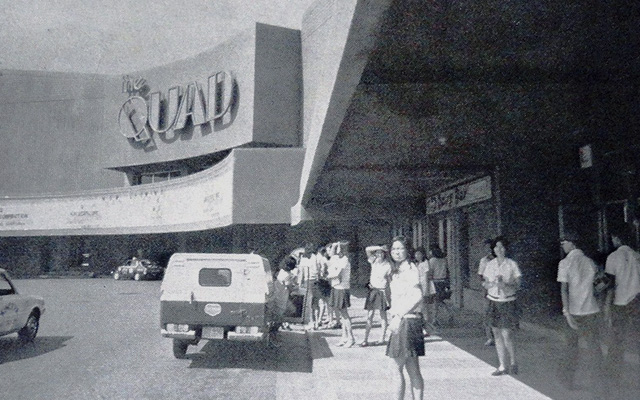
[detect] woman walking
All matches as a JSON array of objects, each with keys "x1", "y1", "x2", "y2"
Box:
[
  {"x1": 361, "y1": 244, "x2": 392, "y2": 346},
  {"x1": 481, "y1": 236, "x2": 522, "y2": 376},
  {"x1": 386, "y1": 236, "x2": 424, "y2": 400}
]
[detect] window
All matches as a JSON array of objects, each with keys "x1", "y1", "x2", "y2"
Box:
[
  {"x1": 0, "y1": 275, "x2": 15, "y2": 296},
  {"x1": 199, "y1": 268, "x2": 232, "y2": 287},
  {"x1": 136, "y1": 170, "x2": 181, "y2": 185}
]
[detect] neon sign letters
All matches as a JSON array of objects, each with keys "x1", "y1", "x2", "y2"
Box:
[{"x1": 118, "y1": 71, "x2": 236, "y2": 143}]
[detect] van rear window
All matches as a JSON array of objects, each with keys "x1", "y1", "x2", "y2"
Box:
[{"x1": 198, "y1": 268, "x2": 232, "y2": 287}]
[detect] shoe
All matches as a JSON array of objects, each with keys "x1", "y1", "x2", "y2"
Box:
[
  {"x1": 344, "y1": 340, "x2": 355, "y2": 348},
  {"x1": 484, "y1": 339, "x2": 495, "y2": 346},
  {"x1": 336, "y1": 340, "x2": 348, "y2": 347},
  {"x1": 374, "y1": 339, "x2": 387, "y2": 346},
  {"x1": 509, "y1": 364, "x2": 518, "y2": 375},
  {"x1": 491, "y1": 368, "x2": 509, "y2": 376},
  {"x1": 359, "y1": 341, "x2": 370, "y2": 347}
]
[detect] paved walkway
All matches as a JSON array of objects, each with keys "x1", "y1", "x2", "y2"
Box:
[{"x1": 305, "y1": 289, "x2": 640, "y2": 400}]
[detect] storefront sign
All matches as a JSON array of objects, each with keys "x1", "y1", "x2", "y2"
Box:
[
  {"x1": 426, "y1": 176, "x2": 492, "y2": 214},
  {"x1": 118, "y1": 71, "x2": 237, "y2": 143}
]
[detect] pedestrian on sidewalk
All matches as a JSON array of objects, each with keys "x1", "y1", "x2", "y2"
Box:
[
  {"x1": 604, "y1": 226, "x2": 640, "y2": 380},
  {"x1": 482, "y1": 236, "x2": 521, "y2": 376},
  {"x1": 361, "y1": 244, "x2": 391, "y2": 346},
  {"x1": 327, "y1": 240, "x2": 356, "y2": 347},
  {"x1": 387, "y1": 236, "x2": 424, "y2": 400},
  {"x1": 557, "y1": 230, "x2": 604, "y2": 391},
  {"x1": 299, "y1": 242, "x2": 322, "y2": 330},
  {"x1": 415, "y1": 247, "x2": 436, "y2": 335},
  {"x1": 315, "y1": 244, "x2": 332, "y2": 327},
  {"x1": 478, "y1": 239, "x2": 495, "y2": 346},
  {"x1": 428, "y1": 245, "x2": 454, "y2": 327}
]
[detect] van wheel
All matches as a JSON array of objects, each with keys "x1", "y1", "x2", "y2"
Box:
[
  {"x1": 134, "y1": 273, "x2": 141, "y2": 281},
  {"x1": 173, "y1": 339, "x2": 189, "y2": 359}
]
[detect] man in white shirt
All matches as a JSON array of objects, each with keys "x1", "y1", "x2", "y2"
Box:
[
  {"x1": 604, "y1": 227, "x2": 640, "y2": 379},
  {"x1": 557, "y1": 231, "x2": 603, "y2": 390}
]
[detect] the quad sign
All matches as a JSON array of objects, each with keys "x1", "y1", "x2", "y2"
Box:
[{"x1": 118, "y1": 71, "x2": 237, "y2": 144}]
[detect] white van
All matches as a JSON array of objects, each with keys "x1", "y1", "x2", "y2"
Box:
[{"x1": 160, "y1": 253, "x2": 290, "y2": 359}]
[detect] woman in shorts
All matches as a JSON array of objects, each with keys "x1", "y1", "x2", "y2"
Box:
[
  {"x1": 482, "y1": 236, "x2": 522, "y2": 376},
  {"x1": 361, "y1": 244, "x2": 391, "y2": 346},
  {"x1": 386, "y1": 236, "x2": 424, "y2": 400}
]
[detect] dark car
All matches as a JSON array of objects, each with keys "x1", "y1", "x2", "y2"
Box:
[{"x1": 113, "y1": 258, "x2": 164, "y2": 281}]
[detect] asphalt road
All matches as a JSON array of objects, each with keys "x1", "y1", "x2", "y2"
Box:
[{"x1": 0, "y1": 278, "x2": 313, "y2": 400}]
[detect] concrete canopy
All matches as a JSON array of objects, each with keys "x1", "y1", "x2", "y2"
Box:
[{"x1": 297, "y1": 0, "x2": 640, "y2": 221}]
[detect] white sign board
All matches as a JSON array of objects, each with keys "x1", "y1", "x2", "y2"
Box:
[{"x1": 426, "y1": 176, "x2": 492, "y2": 214}]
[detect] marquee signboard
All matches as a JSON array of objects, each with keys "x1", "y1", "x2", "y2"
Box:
[
  {"x1": 118, "y1": 71, "x2": 237, "y2": 144},
  {"x1": 0, "y1": 155, "x2": 234, "y2": 235}
]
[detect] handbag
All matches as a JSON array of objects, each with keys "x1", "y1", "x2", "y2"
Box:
[{"x1": 593, "y1": 268, "x2": 613, "y2": 296}]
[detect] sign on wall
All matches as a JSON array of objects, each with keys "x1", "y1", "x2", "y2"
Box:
[
  {"x1": 426, "y1": 176, "x2": 492, "y2": 214},
  {"x1": 118, "y1": 71, "x2": 237, "y2": 145}
]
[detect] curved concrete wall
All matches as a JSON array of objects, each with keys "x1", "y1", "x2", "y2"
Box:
[{"x1": 0, "y1": 23, "x2": 301, "y2": 195}]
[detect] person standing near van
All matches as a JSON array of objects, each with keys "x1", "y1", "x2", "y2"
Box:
[
  {"x1": 604, "y1": 227, "x2": 640, "y2": 380},
  {"x1": 557, "y1": 231, "x2": 603, "y2": 390},
  {"x1": 361, "y1": 244, "x2": 391, "y2": 346},
  {"x1": 327, "y1": 241, "x2": 355, "y2": 347}
]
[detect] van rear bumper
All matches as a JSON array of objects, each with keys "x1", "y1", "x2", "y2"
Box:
[{"x1": 161, "y1": 329, "x2": 197, "y2": 340}]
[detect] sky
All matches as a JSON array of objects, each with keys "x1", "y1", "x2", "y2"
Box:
[{"x1": 0, "y1": 0, "x2": 318, "y2": 75}]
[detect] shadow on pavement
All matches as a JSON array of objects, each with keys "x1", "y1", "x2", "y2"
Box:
[
  {"x1": 0, "y1": 335, "x2": 73, "y2": 364},
  {"x1": 437, "y1": 309, "x2": 640, "y2": 400},
  {"x1": 186, "y1": 331, "x2": 312, "y2": 373}
]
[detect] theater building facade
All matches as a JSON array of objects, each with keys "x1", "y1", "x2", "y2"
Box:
[{"x1": 2, "y1": 0, "x2": 639, "y2": 315}]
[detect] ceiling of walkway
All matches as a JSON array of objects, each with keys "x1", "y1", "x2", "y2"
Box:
[{"x1": 310, "y1": 0, "x2": 640, "y2": 212}]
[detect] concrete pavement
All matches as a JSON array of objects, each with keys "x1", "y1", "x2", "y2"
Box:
[{"x1": 304, "y1": 289, "x2": 640, "y2": 400}]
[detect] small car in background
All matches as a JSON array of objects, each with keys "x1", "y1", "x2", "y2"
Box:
[
  {"x1": 0, "y1": 268, "x2": 45, "y2": 344},
  {"x1": 112, "y1": 258, "x2": 164, "y2": 281}
]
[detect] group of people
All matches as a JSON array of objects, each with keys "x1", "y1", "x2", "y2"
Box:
[
  {"x1": 276, "y1": 237, "x2": 453, "y2": 400},
  {"x1": 554, "y1": 226, "x2": 640, "y2": 393},
  {"x1": 275, "y1": 241, "x2": 355, "y2": 338},
  {"x1": 476, "y1": 226, "x2": 640, "y2": 393},
  {"x1": 274, "y1": 227, "x2": 640, "y2": 399}
]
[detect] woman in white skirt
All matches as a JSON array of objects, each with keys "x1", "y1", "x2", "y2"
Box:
[{"x1": 386, "y1": 236, "x2": 424, "y2": 400}]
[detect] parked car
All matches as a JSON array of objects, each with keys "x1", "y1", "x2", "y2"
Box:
[
  {"x1": 0, "y1": 268, "x2": 45, "y2": 344},
  {"x1": 113, "y1": 258, "x2": 164, "y2": 281}
]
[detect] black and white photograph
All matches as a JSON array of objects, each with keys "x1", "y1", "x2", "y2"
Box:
[{"x1": 1, "y1": 1, "x2": 639, "y2": 399}]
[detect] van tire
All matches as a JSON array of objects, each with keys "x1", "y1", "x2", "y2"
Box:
[{"x1": 173, "y1": 339, "x2": 189, "y2": 359}]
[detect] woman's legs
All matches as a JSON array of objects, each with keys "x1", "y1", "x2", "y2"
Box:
[
  {"x1": 405, "y1": 356, "x2": 424, "y2": 400},
  {"x1": 338, "y1": 308, "x2": 354, "y2": 344},
  {"x1": 379, "y1": 309, "x2": 388, "y2": 342},
  {"x1": 502, "y1": 328, "x2": 517, "y2": 368},
  {"x1": 492, "y1": 327, "x2": 508, "y2": 371},
  {"x1": 363, "y1": 309, "x2": 375, "y2": 343},
  {"x1": 391, "y1": 357, "x2": 406, "y2": 400}
]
